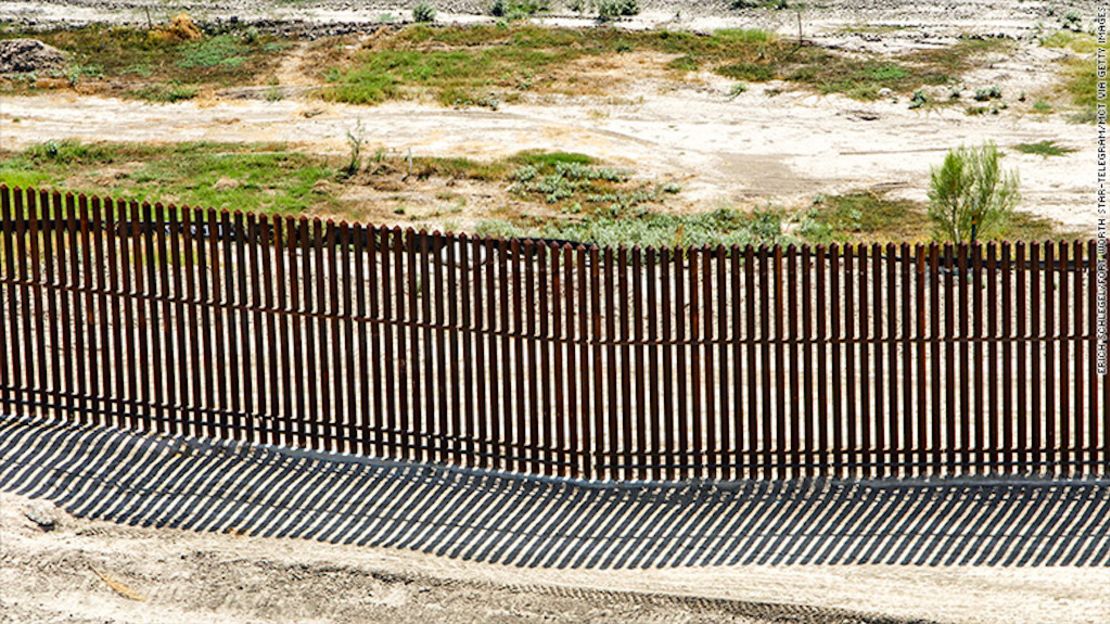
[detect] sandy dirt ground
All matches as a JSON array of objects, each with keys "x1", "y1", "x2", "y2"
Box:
[
  {"x1": 0, "y1": 0, "x2": 1096, "y2": 231},
  {"x1": 0, "y1": 55, "x2": 1092, "y2": 229},
  {"x1": 3, "y1": 490, "x2": 1110, "y2": 624}
]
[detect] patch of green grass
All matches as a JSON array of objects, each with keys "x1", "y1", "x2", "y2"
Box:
[
  {"x1": 1060, "y1": 54, "x2": 1098, "y2": 122},
  {"x1": 0, "y1": 141, "x2": 338, "y2": 214},
  {"x1": 997, "y1": 210, "x2": 1067, "y2": 241},
  {"x1": 1031, "y1": 100, "x2": 1053, "y2": 114},
  {"x1": 798, "y1": 192, "x2": 930, "y2": 243},
  {"x1": 0, "y1": 25, "x2": 290, "y2": 101},
  {"x1": 1041, "y1": 30, "x2": 1097, "y2": 54},
  {"x1": 177, "y1": 35, "x2": 251, "y2": 69},
  {"x1": 1013, "y1": 140, "x2": 1076, "y2": 157},
  {"x1": 509, "y1": 150, "x2": 595, "y2": 168},
  {"x1": 320, "y1": 25, "x2": 1010, "y2": 106},
  {"x1": 324, "y1": 44, "x2": 581, "y2": 106},
  {"x1": 798, "y1": 191, "x2": 1064, "y2": 244},
  {"x1": 477, "y1": 207, "x2": 790, "y2": 249}
]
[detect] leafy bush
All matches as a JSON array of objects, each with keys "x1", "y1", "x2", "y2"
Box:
[
  {"x1": 927, "y1": 143, "x2": 1020, "y2": 243},
  {"x1": 412, "y1": 2, "x2": 437, "y2": 23}
]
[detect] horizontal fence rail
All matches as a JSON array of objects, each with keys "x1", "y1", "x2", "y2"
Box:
[{"x1": 1, "y1": 185, "x2": 1108, "y2": 481}]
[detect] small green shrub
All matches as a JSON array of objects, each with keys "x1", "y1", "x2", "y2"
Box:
[
  {"x1": 412, "y1": 2, "x2": 437, "y2": 23},
  {"x1": 728, "y1": 82, "x2": 748, "y2": 99},
  {"x1": 596, "y1": 0, "x2": 639, "y2": 21},
  {"x1": 1062, "y1": 11, "x2": 1083, "y2": 32},
  {"x1": 928, "y1": 143, "x2": 1020, "y2": 243},
  {"x1": 973, "y1": 85, "x2": 1002, "y2": 101},
  {"x1": 343, "y1": 120, "x2": 366, "y2": 178}
]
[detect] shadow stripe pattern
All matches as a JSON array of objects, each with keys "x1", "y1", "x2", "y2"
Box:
[{"x1": 1, "y1": 414, "x2": 1108, "y2": 569}]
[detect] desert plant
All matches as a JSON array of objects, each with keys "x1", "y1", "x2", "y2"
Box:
[
  {"x1": 927, "y1": 143, "x2": 1020, "y2": 243},
  {"x1": 412, "y1": 2, "x2": 436, "y2": 22},
  {"x1": 973, "y1": 85, "x2": 1002, "y2": 101},
  {"x1": 491, "y1": 0, "x2": 549, "y2": 19},
  {"x1": 596, "y1": 0, "x2": 639, "y2": 21},
  {"x1": 343, "y1": 120, "x2": 366, "y2": 178},
  {"x1": 1062, "y1": 10, "x2": 1082, "y2": 31}
]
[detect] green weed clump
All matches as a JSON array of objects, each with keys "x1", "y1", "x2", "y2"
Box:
[
  {"x1": 1014, "y1": 140, "x2": 1075, "y2": 157},
  {"x1": 412, "y1": 2, "x2": 437, "y2": 22}
]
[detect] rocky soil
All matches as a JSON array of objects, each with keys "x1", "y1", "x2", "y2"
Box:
[{"x1": 0, "y1": 38, "x2": 66, "y2": 73}]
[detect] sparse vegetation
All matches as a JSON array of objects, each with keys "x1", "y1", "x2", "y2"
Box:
[
  {"x1": 596, "y1": 0, "x2": 640, "y2": 21},
  {"x1": 1041, "y1": 30, "x2": 1097, "y2": 53},
  {"x1": 1014, "y1": 140, "x2": 1075, "y2": 158},
  {"x1": 0, "y1": 24, "x2": 289, "y2": 101},
  {"x1": 343, "y1": 120, "x2": 367, "y2": 178},
  {"x1": 0, "y1": 141, "x2": 338, "y2": 214},
  {"x1": 727, "y1": 82, "x2": 748, "y2": 98},
  {"x1": 412, "y1": 2, "x2": 437, "y2": 23},
  {"x1": 319, "y1": 25, "x2": 1010, "y2": 107},
  {"x1": 799, "y1": 192, "x2": 930, "y2": 244},
  {"x1": 478, "y1": 207, "x2": 790, "y2": 248},
  {"x1": 928, "y1": 143, "x2": 1020, "y2": 243},
  {"x1": 491, "y1": 0, "x2": 549, "y2": 20},
  {"x1": 1060, "y1": 53, "x2": 1097, "y2": 122},
  {"x1": 973, "y1": 85, "x2": 1002, "y2": 101}
]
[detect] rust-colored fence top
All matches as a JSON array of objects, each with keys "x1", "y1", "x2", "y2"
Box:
[{"x1": 1, "y1": 185, "x2": 1108, "y2": 481}]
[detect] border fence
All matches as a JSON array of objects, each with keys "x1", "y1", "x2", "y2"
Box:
[{"x1": 1, "y1": 185, "x2": 1108, "y2": 481}]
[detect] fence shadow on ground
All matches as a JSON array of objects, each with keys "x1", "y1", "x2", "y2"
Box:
[{"x1": 1, "y1": 415, "x2": 1107, "y2": 569}]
